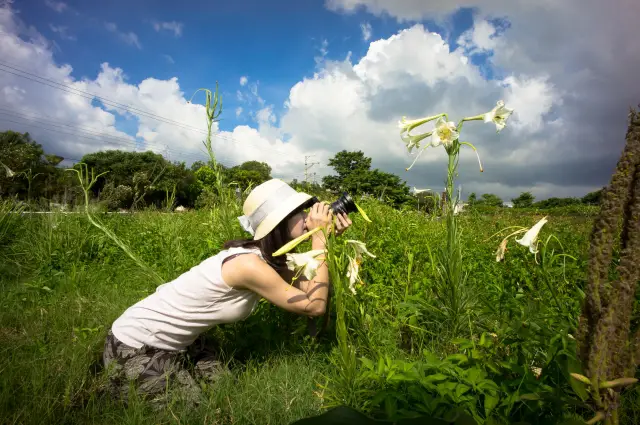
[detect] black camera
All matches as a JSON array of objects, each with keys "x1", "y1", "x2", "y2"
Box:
[{"x1": 310, "y1": 192, "x2": 357, "y2": 215}]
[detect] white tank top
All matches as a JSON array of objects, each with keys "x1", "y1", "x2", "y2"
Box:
[{"x1": 111, "y1": 247, "x2": 263, "y2": 351}]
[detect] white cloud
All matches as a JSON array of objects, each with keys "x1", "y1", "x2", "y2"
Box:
[
  {"x1": 104, "y1": 22, "x2": 141, "y2": 49},
  {"x1": 314, "y1": 39, "x2": 329, "y2": 66},
  {"x1": 360, "y1": 22, "x2": 372, "y2": 41},
  {"x1": 237, "y1": 81, "x2": 265, "y2": 110},
  {"x1": 235, "y1": 107, "x2": 243, "y2": 117},
  {"x1": 501, "y1": 75, "x2": 559, "y2": 133},
  {"x1": 0, "y1": 5, "x2": 309, "y2": 181},
  {"x1": 152, "y1": 20, "x2": 183, "y2": 37},
  {"x1": 162, "y1": 54, "x2": 175, "y2": 64},
  {"x1": 49, "y1": 24, "x2": 75, "y2": 41},
  {"x1": 457, "y1": 19, "x2": 497, "y2": 54},
  {"x1": 2, "y1": 1, "x2": 638, "y2": 200},
  {"x1": 44, "y1": 0, "x2": 67, "y2": 13}
]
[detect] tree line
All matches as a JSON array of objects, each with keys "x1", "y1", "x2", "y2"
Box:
[
  {"x1": 467, "y1": 190, "x2": 603, "y2": 208},
  {"x1": 1, "y1": 130, "x2": 602, "y2": 212}
]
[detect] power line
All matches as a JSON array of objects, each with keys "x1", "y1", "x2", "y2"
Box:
[
  {"x1": 0, "y1": 60, "x2": 209, "y2": 134},
  {"x1": 0, "y1": 116, "x2": 239, "y2": 166},
  {"x1": 0, "y1": 60, "x2": 295, "y2": 156},
  {"x1": 0, "y1": 108, "x2": 290, "y2": 166}
]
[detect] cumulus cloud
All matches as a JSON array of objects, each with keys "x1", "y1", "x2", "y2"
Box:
[
  {"x1": 235, "y1": 107, "x2": 243, "y2": 118},
  {"x1": 360, "y1": 22, "x2": 372, "y2": 41},
  {"x1": 318, "y1": 0, "x2": 640, "y2": 200},
  {"x1": 104, "y1": 22, "x2": 141, "y2": 49},
  {"x1": 152, "y1": 20, "x2": 183, "y2": 37},
  {"x1": 239, "y1": 76, "x2": 248, "y2": 86},
  {"x1": 2, "y1": 1, "x2": 639, "y2": 201},
  {"x1": 0, "y1": 5, "x2": 309, "y2": 180}
]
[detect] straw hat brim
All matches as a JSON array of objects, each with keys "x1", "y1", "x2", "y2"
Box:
[{"x1": 253, "y1": 191, "x2": 313, "y2": 240}]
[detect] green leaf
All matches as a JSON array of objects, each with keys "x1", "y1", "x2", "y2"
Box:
[
  {"x1": 446, "y1": 354, "x2": 469, "y2": 364},
  {"x1": 480, "y1": 332, "x2": 487, "y2": 347},
  {"x1": 484, "y1": 393, "x2": 499, "y2": 417},
  {"x1": 422, "y1": 373, "x2": 449, "y2": 383},
  {"x1": 464, "y1": 368, "x2": 486, "y2": 385},
  {"x1": 360, "y1": 357, "x2": 374, "y2": 370},
  {"x1": 478, "y1": 380, "x2": 500, "y2": 392},
  {"x1": 520, "y1": 393, "x2": 541, "y2": 401},
  {"x1": 455, "y1": 383, "x2": 471, "y2": 399}
]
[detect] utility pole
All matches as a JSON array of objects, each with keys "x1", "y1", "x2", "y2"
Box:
[
  {"x1": 162, "y1": 144, "x2": 171, "y2": 162},
  {"x1": 304, "y1": 155, "x2": 319, "y2": 184}
]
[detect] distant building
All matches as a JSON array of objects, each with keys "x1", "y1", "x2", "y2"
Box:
[
  {"x1": 503, "y1": 202, "x2": 514, "y2": 208},
  {"x1": 454, "y1": 202, "x2": 468, "y2": 215}
]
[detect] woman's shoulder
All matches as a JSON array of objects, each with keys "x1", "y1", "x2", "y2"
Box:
[{"x1": 220, "y1": 249, "x2": 268, "y2": 289}]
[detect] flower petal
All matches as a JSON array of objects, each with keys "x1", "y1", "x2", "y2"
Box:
[
  {"x1": 495, "y1": 238, "x2": 509, "y2": 262},
  {"x1": 346, "y1": 240, "x2": 376, "y2": 258},
  {"x1": 515, "y1": 216, "x2": 548, "y2": 254}
]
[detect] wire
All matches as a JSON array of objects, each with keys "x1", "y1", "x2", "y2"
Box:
[
  {"x1": 0, "y1": 60, "x2": 209, "y2": 134},
  {"x1": 0, "y1": 61, "x2": 295, "y2": 156},
  {"x1": 0, "y1": 108, "x2": 295, "y2": 165},
  {"x1": 0, "y1": 116, "x2": 239, "y2": 166}
]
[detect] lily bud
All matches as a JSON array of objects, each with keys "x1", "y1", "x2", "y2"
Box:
[
  {"x1": 570, "y1": 373, "x2": 592, "y2": 385},
  {"x1": 599, "y1": 377, "x2": 638, "y2": 389}
]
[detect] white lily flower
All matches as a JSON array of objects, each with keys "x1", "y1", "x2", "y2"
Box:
[
  {"x1": 1, "y1": 162, "x2": 14, "y2": 177},
  {"x1": 495, "y1": 238, "x2": 509, "y2": 262},
  {"x1": 285, "y1": 249, "x2": 326, "y2": 280},
  {"x1": 515, "y1": 216, "x2": 548, "y2": 254},
  {"x1": 398, "y1": 115, "x2": 442, "y2": 153},
  {"x1": 346, "y1": 240, "x2": 376, "y2": 260},
  {"x1": 398, "y1": 115, "x2": 440, "y2": 134},
  {"x1": 346, "y1": 256, "x2": 360, "y2": 295},
  {"x1": 401, "y1": 131, "x2": 431, "y2": 153},
  {"x1": 431, "y1": 116, "x2": 459, "y2": 148},
  {"x1": 484, "y1": 100, "x2": 514, "y2": 132}
]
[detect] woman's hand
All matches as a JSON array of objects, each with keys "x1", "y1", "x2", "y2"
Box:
[
  {"x1": 334, "y1": 212, "x2": 352, "y2": 236},
  {"x1": 305, "y1": 202, "x2": 333, "y2": 232}
]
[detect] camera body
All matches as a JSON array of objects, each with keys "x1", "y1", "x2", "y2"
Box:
[{"x1": 310, "y1": 192, "x2": 357, "y2": 215}]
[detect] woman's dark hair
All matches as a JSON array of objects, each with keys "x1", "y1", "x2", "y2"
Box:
[{"x1": 223, "y1": 198, "x2": 315, "y2": 271}]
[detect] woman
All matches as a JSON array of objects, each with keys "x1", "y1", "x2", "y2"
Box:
[{"x1": 103, "y1": 178, "x2": 352, "y2": 401}]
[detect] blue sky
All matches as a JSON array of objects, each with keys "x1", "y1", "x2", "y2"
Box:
[
  {"x1": 24, "y1": 0, "x2": 479, "y2": 131},
  {"x1": 2, "y1": 0, "x2": 637, "y2": 200}
]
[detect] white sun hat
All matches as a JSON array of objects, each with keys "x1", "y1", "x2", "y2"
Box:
[{"x1": 238, "y1": 178, "x2": 314, "y2": 240}]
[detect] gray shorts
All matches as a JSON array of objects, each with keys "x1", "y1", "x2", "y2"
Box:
[{"x1": 102, "y1": 330, "x2": 225, "y2": 402}]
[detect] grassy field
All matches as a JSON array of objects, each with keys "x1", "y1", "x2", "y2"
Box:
[{"x1": 1, "y1": 200, "x2": 638, "y2": 424}]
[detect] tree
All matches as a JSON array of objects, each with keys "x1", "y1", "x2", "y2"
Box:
[
  {"x1": 512, "y1": 191, "x2": 535, "y2": 208},
  {"x1": 533, "y1": 197, "x2": 581, "y2": 209},
  {"x1": 467, "y1": 192, "x2": 477, "y2": 205},
  {"x1": 190, "y1": 161, "x2": 207, "y2": 172},
  {"x1": 322, "y1": 150, "x2": 372, "y2": 194},
  {"x1": 0, "y1": 131, "x2": 64, "y2": 202},
  {"x1": 363, "y1": 169, "x2": 410, "y2": 207},
  {"x1": 477, "y1": 193, "x2": 503, "y2": 207},
  {"x1": 582, "y1": 188, "x2": 604, "y2": 205},
  {"x1": 226, "y1": 160, "x2": 272, "y2": 189},
  {"x1": 80, "y1": 150, "x2": 200, "y2": 209}
]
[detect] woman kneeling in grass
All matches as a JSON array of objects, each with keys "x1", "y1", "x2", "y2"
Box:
[{"x1": 103, "y1": 178, "x2": 351, "y2": 401}]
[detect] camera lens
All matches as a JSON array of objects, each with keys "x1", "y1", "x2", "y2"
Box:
[
  {"x1": 307, "y1": 193, "x2": 357, "y2": 215},
  {"x1": 330, "y1": 192, "x2": 357, "y2": 215}
]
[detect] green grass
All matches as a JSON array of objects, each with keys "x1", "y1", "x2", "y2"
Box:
[{"x1": 0, "y1": 201, "x2": 637, "y2": 424}]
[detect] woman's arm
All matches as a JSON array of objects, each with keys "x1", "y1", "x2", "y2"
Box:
[
  {"x1": 287, "y1": 212, "x2": 351, "y2": 294},
  {"x1": 223, "y1": 247, "x2": 329, "y2": 317}
]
